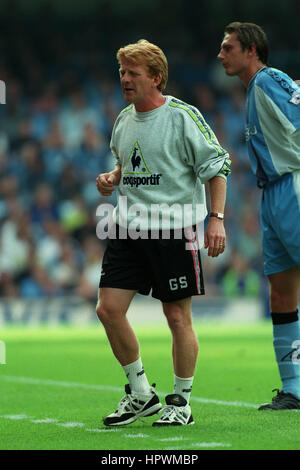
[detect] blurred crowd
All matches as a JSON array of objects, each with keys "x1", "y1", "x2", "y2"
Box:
[{"x1": 0, "y1": 3, "x2": 270, "y2": 304}]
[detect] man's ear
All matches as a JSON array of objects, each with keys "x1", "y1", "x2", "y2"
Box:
[
  {"x1": 248, "y1": 42, "x2": 257, "y2": 58},
  {"x1": 153, "y1": 73, "x2": 162, "y2": 88}
]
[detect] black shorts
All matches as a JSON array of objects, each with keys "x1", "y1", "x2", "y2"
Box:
[{"x1": 99, "y1": 226, "x2": 205, "y2": 302}]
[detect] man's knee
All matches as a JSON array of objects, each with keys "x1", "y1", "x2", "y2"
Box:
[
  {"x1": 270, "y1": 286, "x2": 297, "y2": 312},
  {"x1": 96, "y1": 301, "x2": 106, "y2": 324},
  {"x1": 269, "y1": 288, "x2": 281, "y2": 308},
  {"x1": 268, "y1": 269, "x2": 300, "y2": 312},
  {"x1": 163, "y1": 303, "x2": 191, "y2": 331},
  {"x1": 96, "y1": 301, "x2": 117, "y2": 326}
]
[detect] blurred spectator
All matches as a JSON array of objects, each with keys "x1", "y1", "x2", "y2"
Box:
[
  {"x1": 30, "y1": 182, "x2": 59, "y2": 226},
  {"x1": 72, "y1": 123, "x2": 111, "y2": 180},
  {"x1": 19, "y1": 261, "x2": 61, "y2": 298},
  {"x1": 192, "y1": 84, "x2": 219, "y2": 128},
  {"x1": 50, "y1": 239, "x2": 81, "y2": 292},
  {"x1": 35, "y1": 219, "x2": 67, "y2": 271},
  {"x1": 58, "y1": 88, "x2": 104, "y2": 150},
  {"x1": 0, "y1": 202, "x2": 33, "y2": 280},
  {"x1": 235, "y1": 210, "x2": 261, "y2": 265},
  {"x1": 76, "y1": 236, "x2": 105, "y2": 302},
  {"x1": 59, "y1": 194, "x2": 89, "y2": 241},
  {"x1": 41, "y1": 121, "x2": 68, "y2": 184},
  {"x1": 18, "y1": 140, "x2": 46, "y2": 202},
  {"x1": 0, "y1": 272, "x2": 19, "y2": 297},
  {"x1": 221, "y1": 251, "x2": 261, "y2": 298},
  {"x1": 220, "y1": 84, "x2": 247, "y2": 151}
]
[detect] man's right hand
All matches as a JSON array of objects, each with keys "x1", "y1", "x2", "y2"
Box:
[{"x1": 96, "y1": 169, "x2": 121, "y2": 196}]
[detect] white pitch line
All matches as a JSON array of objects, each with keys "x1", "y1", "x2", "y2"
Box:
[
  {"x1": 191, "y1": 396, "x2": 258, "y2": 409},
  {"x1": 31, "y1": 418, "x2": 58, "y2": 424},
  {"x1": 158, "y1": 437, "x2": 190, "y2": 442},
  {"x1": 1, "y1": 414, "x2": 32, "y2": 420},
  {"x1": 0, "y1": 375, "x2": 259, "y2": 409},
  {"x1": 57, "y1": 422, "x2": 86, "y2": 428},
  {"x1": 0, "y1": 414, "x2": 116, "y2": 433},
  {"x1": 165, "y1": 442, "x2": 231, "y2": 450},
  {"x1": 85, "y1": 428, "x2": 121, "y2": 433},
  {"x1": 0, "y1": 414, "x2": 232, "y2": 449},
  {"x1": 0, "y1": 375, "x2": 122, "y2": 393},
  {"x1": 192, "y1": 442, "x2": 232, "y2": 448}
]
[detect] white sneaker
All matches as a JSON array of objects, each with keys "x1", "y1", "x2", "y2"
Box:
[
  {"x1": 152, "y1": 394, "x2": 194, "y2": 426},
  {"x1": 103, "y1": 383, "x2": 162, "y2": 426}
]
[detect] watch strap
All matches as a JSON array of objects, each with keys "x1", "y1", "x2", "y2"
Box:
[{"x1": 209, "y1": 212, "x2": 224, "y2": 220}]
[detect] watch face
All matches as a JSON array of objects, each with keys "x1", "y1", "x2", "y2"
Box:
[{"x1": 210, "y1": 212, "x2": 224, "y2": 219}]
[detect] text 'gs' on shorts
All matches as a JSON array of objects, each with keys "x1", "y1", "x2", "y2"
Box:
[{"x1": 99, "y1": 225, "x2": 205, "y2": 302}]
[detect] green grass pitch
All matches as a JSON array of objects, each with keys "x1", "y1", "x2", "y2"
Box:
[{"x1": 0, "y1": 321, "x2": 300, "y2": 451}]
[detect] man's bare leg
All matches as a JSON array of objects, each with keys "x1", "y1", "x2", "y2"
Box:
[
  {"x1": 162, "y1": 297, "x2": 198, "y2": 404},
  {"x1": 96, "y1": 287, "x2": 139, "y2": 365}
]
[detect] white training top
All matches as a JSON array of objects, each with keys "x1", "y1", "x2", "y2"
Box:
[{"x1": 110, "y1": 95, "x2": 231, "y2": 229}]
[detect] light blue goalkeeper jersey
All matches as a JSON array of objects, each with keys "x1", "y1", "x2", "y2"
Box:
[{"x1": 246, "y1": 67, "x2": 300, "y2": 186}]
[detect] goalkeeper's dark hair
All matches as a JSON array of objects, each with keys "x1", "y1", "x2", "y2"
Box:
[{"x1": 225, "y1": 22, "x2": 269, "y2": 65}]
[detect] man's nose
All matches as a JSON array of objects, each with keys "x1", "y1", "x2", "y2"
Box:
[{"x1": 122, "y1": 71, "x2": 131, "y2": 81}]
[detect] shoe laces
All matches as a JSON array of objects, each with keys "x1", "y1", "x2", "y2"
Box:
[
  {"x1": 271, "y1": 388, "x2": 284, "y2": 402},
  {"x1": 130, "y1": 394, "x2": 151, "y2": 423},
  {"x1": 114, "y1": 394, "x2": 133, "y2": 415},
  {"x1": 160, "y1": 405, "x2": 181, "y2": 420},
  {"x1": 115, "y1": 391, "x2": 148, "y2": 419}
]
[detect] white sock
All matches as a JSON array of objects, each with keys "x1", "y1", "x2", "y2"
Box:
[
  {"x1": 174, "y1": 375, "x2": 194, "y2": 403},
  {"x1": 122, "y1": 358, "x2": 152, "y2": 396}
]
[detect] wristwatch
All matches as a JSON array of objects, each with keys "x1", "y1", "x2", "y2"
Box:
[{"x1": 209, "y1": 212, "x2": 224, "y2": 220}]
